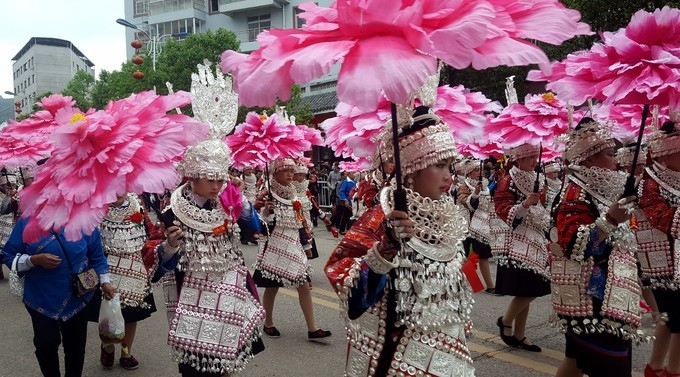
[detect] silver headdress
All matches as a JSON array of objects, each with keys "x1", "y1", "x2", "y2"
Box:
[
  {"x1": 561, "y1": 119, "x2": 616, "y2": 165},
  {"x1": 649, "y1": 120, "x2": 680, "y2": 158},
  {"x1": 376, "y1": 67, "x2": 458, "y2": 178},
  {"x1": 177, "y1": 61, "x2": 238, "y2": 180},
  {"x1": 505, "y1": 144, "x2": 540, "y2": 161}
]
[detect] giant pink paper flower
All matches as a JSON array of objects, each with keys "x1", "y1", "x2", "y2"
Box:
[
  {"x1": 222, "y1": 0, "x2": 590, "y2": 111},
  {"x1": 339, "y1": 158, "x2": 372, "y2": 172},
  {"x1": 19, "y1": 90, "x2": 209, "y2": 242},
  {"x1": 4, "y1": 94, "x2": 76, "y2": 139},
  {"x1": 592, "y1": 103, "x2": 671, "y2": 141},
  {"x1": 487, "y1": 93, "x2": 581, "y2": 149},
  {"x1": 428, "y1": 85, "x2": 502, "y2": 144},
  {"x1": 0, "y1": 94, "x2": 89, "y2": 167},
  {"x1": 228, "y1": 112, "x2": 323, "y2": 170},
  {"x1": 321, "y1": 96, "x2": 391, "y2": 161},
  {"x1": 322, "y1": 85, "x2": 500, "y2": 161},
  {"x1": 529, "y1": 6, "x2": 680, "y2": 107},
  {"x1": 0, "y1": 133, "x2": 53, "y2": 169}
]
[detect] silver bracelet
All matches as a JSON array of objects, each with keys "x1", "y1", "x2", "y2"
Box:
[
  {"x1": 595, "y1": 215, "x2": 617, "y2": 234},
  {"x1": 363, "y1": 243, "x2": 399, "y2": 275}
]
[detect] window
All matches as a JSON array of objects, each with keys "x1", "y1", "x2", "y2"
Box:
[
  {"x1": 208, "y1": 0, "x2": 219, "y2": 13},
  {"x1": 247, "y1": 14, "x2": 271, "y2": 42},
  {"x1": 293, "y1": 6, "x2": 311, "y2": 29},
  {"x1": 134, "y1": 0, "x2": 148, "y2": 16}
]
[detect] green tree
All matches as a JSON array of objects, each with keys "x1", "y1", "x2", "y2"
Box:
[
  {"x1": 62, "y1": 71, "x2": 95, "y2": 110},
  {"x1": 152, "y1": 28, "x2": 240, "y2": 95}
]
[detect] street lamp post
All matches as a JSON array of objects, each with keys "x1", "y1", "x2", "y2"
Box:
[{"x1": 116, "y1": 18, "x2": 189, "y2": 71}]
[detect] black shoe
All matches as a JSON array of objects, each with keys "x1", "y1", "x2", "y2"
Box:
[
  {"x1": 308, "y1": 329, "x2": 332, "y2": 339},
  {"x1": 263, "y1": 326, "x2": 281, "y2": 338},
  {"x1": 496, "y1": 317, "x2": 517, "y2": 347},
  {"x1": 513, "y1": 337, "x2": 541, "y2": 352},
  {"x1": 484, "y1": 288, "x2": 502, "y2": 296},
  {"x1": 241, "y1": 240, "x2": 250, "y2": 245}
]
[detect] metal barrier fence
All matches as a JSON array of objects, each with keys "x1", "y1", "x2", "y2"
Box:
[{"x1": 316, "y1": 174, "x2": 334, "y2": 209}]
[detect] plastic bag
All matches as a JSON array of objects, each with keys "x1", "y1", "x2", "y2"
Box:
[{"x1": 98, "y1": 295, "x2": 125, "y2": 344}]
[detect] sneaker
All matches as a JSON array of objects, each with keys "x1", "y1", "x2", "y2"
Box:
[
  {"x1": 100, "y1": 345, "x2": 114, "y2": 369},
  {"x1": 263, "y1": 326, "x2": 281, "y2": 338},
  {"x1": 308, "y1": 329, "x2": 332, "y2": 339},
  {"x1": 119, "y1": 355, "x2": 139, "y2": 370}
]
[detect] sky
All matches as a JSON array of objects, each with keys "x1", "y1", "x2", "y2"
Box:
[{"x1": 0, "y1": 0, "x2": 127, "y2": 98}]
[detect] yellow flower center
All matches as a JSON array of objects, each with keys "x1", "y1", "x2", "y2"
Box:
[
  {"x1": 259, "y1": 114, "x2": 269, "y2": 121},
  {"x1": 69, "y1": 113, "x2": 87, "y2": 123},
  {"x1": 541, "y1": 93, "x2": 556, "y2": 103}
]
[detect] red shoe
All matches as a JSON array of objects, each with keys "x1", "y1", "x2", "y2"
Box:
[
  {"x1": 330, "y1": 227, "x2": 339, "y2": 238},
  {"x1": 644, "y1": 364, "x2": 665, "y2": 377},
  {"x1": 119, "y1": 355, "x2": 139, "y2": 370},
  {"x1": 100, "y1": 345, "x2": 114, "y2": 369}
]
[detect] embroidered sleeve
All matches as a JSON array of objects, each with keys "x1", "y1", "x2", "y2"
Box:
[
  {"x1": 640, "y1": 175, "x2": 680, "y2": 239},
  {"x1": 325, "y1": 206, "x2": 396, "y2": 318},
  {"x1": 555, "y1": 183, "x2": 599, "y2": 260},
  {"x1": 494, "y1": 175, "x2": 519, "y2": 225}
]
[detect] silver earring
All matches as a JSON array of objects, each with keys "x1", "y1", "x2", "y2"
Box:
[{"x1": 406, "y1": 176, "x2": 414, "y2": 188}]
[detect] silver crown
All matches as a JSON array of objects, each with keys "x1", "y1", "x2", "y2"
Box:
[{"x1": 177, "y1": 61, "x2": 238, "y2": 180}]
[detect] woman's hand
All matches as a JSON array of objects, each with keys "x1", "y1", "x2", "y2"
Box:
[
  {"x1": 474, "y1": 182, "x2": 482, "y2": 195},
  {"x1": 30, "y1": 253, "x2": 62, "y2": 269},
  {"x1": 101, "y1": 283, "x2": 116, "y2": 300},
  {"x1": 522, "y1": 193, "x2": 541, "y2": 208},
  {"x1": 607, "y1": 196, "x2": 636, "y2": 224},
  {"x1": 165, "y1": 225, "x2": 184, "y2": 248},
  {"x1": 388, "y1": 210, "x2": 415, "y2": 241},
  {"x1": 263, "y1": 200, "x2": 276, "y2": 214}
]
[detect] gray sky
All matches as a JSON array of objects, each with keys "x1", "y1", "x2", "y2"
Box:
[{"x1": 1, "y1": 0, "x2": 126, "y2": 100}]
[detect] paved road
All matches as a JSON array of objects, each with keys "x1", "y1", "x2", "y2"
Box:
[{"x1": 0, "y1": 228, "x2": 654, "y2": 377}]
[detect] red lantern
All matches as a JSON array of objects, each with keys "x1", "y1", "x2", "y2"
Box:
[
  {"x1": 131, "y1": 39, "x2": 143, "y2": 49},
  {"x1": 132, "y1": 70, "x2": 145, "y2": 80},
  {"x1": 14, "y1": 101, "x2": 21, "y2": 106},
  {"x1": 15, "y1": 109, "x2": 22, "y2": 113},
  {"x1": 132, "y1": 55, "x2": 144, "y2": 65}
]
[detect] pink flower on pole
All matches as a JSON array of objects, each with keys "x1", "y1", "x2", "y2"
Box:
[
  {"x1": 19, "y1": 90, "x2": 209, "y2": 242},
  {"x1": 227, "y1": 112, "x2": 322, "y2": 170},
  {"x1": 529, "y1": 6, "x2": 680, "y2": 107},
  {"x1": 222, "y1": 0, "x2": 590, "y2": 111},
  {"x1": 487, "y1": 93, "x2": 581, "y2": 149}
]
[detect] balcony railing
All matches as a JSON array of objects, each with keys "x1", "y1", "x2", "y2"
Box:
[
  {"x1": 234, "y1": 27, "x2": 270, "y2": 43},
  {"x1": 149, "y1": 0, "x2": 205, "y2": 15},
  {"x1": 218, "y1": 0, "x2": 288, "y2": 15}
]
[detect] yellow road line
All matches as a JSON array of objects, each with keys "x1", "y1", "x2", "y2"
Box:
[{"x1": 469, "y1": 342, "x2": 557, "y2": 375}]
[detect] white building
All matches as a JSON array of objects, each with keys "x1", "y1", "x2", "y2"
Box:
[
  {"x1": 122, "y1": 0, "x2": 339, "y2": 116},
  {"x1": 11, "y1": 37, "x2": 94, "y2": 114}
]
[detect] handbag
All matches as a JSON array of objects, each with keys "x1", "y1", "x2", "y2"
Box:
[
  {"x1": 9, "y1": 255, "x2": 24, "y2": 297},
  {"x1": 52, "y1": 231, "x2": 99, "y2": 298}
]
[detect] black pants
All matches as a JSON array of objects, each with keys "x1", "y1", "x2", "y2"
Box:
[
  {"x1": 237, "y1": 217, "x2": 257, "y2": 243},
  {"x1": 26, "y1": 305, "x2": 89, "y2": 377},
  {"x1": 334, "y1": 204, "x2": 353, "y2": 232}
]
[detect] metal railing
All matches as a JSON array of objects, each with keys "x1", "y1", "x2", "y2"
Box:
[
  {"x1": 233, "y1": 27, "x2": 270, "y2": 43},
  {"x1": 149, "y1": 0, "x2": 205, "y2": 15}
]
